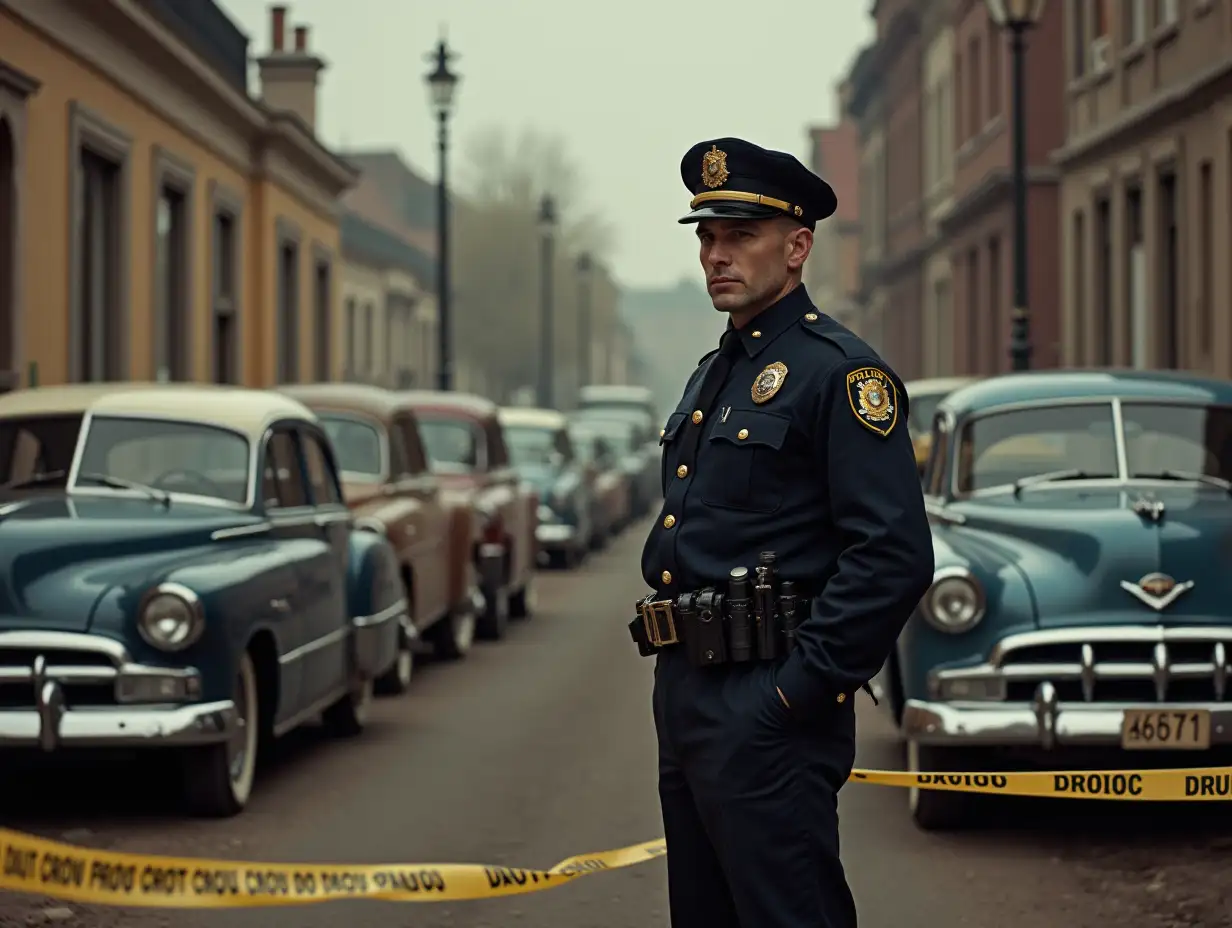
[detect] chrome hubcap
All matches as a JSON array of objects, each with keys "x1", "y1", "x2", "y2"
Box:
[
  {"x1": 227, "y1": 674, "x2": 250, "y2": 784},
  {"x1": 456, "y1": 612, "x2": 476, "y2": 651}
]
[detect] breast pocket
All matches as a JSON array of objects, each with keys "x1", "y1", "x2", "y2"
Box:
[
  {"x1": 699, "y1": 409, "x2": 792, "y2": 513},
  {"x1": 659, "y1": 412, "x2": 687, "y2": 492}
]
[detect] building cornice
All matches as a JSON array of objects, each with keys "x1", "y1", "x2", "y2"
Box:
[
  {"x1": 1052, "y1": 56, "x2": 1232, "y2": 168},
  {"x1": 939, "y1": 167, "x2": 1060, "y2": 234}
]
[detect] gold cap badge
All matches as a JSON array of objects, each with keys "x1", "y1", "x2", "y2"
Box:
[
  {"x1": 702, "y1": 145, "x2": 729, "y2": 189},
  {"x1": 846, "y1": 367, "x2": 898, "y2": 437},
  {"x1": 752, "y1": 362, "x2": 788, "y2": 404}
]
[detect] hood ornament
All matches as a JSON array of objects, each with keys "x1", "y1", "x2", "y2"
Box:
[
  {"x1": 1120, "y1": 572, "x2": 1194, "y2": 611},
  {"x1": 1131, "y1": 494, "x2": 1166, "y2": 523}
]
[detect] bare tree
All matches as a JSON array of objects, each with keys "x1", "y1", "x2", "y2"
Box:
[{"x1": 450, "y1": 124, "x2": 621, "y2": 403}]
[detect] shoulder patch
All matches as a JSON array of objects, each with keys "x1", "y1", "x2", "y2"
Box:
[{"x1": 845, "y1": 366, "x2": 898, "y2": 437}]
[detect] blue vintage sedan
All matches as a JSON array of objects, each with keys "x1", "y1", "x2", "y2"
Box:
[
  {"x1": 0, "y1": 384, "x2": 404, "y2": 817},
  {"x1": 890, "y1": 369, "x2": 1232, "y2": 829}
]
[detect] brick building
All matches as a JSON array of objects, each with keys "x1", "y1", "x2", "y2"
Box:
[
  {"x1": 1058, "y1": 0, "x2": 1232, "y2": 375},
  {"x1": 846, "y1": 42, "x2": 887, "y2": 354},
  {"x1": 806, "y1": 83, "x2": 862, "y2": 335},
  {"x1": 874, "y1": 0, "x2": 927, "y2": 380},
  {"x1": 944, "y1": 0, "x2": 1066, "y2": 374}
]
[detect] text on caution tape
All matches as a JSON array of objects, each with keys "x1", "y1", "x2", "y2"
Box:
[{"x1": 3, "y1": 763, "x2": 1231, "y2": 907}]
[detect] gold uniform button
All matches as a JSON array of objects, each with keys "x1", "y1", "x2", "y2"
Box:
[
  {"x1": 663, "y1": 514, "x2": 676, "y2": 529},
  {"x1": 751, "y1": 330, "x2": 762, "y2": 338},
  {"x1": 661, "y1": 570, "x2": 672, "y2": 584},
  {"x1": 836, "y1": 692, "x2": 847, "y2": 704},
  {"x1": 738, "y1": 428, "x2": 749, "y2": 440},
  {"x1": 676, "y1": 464, "x2": 688, "y2": 478},
  {"x1": 691, "y1": 410, "x2": 703, "y2": 424},
  {"x1": 805, "y1": 312, "x2": 818, "y2": 321}
]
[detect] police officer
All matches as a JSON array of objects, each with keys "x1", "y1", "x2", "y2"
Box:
[{"x1": 634, "y1": 138, "x2": 935, "y2": 927}]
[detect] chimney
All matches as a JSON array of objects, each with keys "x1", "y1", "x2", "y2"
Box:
[{"x1": 257, "y1": 4, "x2": 326, "y2": 133}]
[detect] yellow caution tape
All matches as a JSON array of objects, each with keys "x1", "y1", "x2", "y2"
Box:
[
  {"x1": 0, "y1": 828, "x2": 666, "y2": 907},
  {"x1": 4, "y1": 764, "x2": 1232, "y2": 907}
]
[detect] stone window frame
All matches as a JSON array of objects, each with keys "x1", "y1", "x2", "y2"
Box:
[
  {"x1": 274, "y1": 217, "x2": 302, "y2": 384},
  {"x1": 0, "y1": 61, "x2": 40, "y2": 391},
  {"x1": 310, "y1": 240, "x2": 333, "y2": 382},
  {"x1": 68, "y1": 101, "x2": 132, "y2": 383},
  {"x1": 150, "y1": 146, "x2": 195, "y2": 381},
  {"x1": 207, "y1": 179, "x2": 243, "y2": 384}
]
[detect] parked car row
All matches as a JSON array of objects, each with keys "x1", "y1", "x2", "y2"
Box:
[
  {"x1": 0, "y1": 378, "x2": 658, "y2": 820},
  {"x1": 497, "y1": 384, "x2": 663, "y2": 571}
]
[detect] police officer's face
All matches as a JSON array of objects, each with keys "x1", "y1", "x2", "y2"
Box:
[{"x1": 696, "y1": 218, "x2": 811, "y2": 315}]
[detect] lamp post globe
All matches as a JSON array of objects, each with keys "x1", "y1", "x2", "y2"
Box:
[{"x1": 983, "y1": 0, "x2": 1046, "y2": 28}]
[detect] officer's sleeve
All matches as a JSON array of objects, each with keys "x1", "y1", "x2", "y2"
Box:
[{"x1": 774, "y1": 358, "x2": 935, "y2": 715}]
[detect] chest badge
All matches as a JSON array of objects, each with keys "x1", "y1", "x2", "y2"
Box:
[
  {"x1": 846, "y1": 367, "x2": 898, "y2": 437},
  {"x1": 751, "y1": 362, "x2": 788, "y2": 405}
]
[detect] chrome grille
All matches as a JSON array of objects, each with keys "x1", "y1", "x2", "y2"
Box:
[
  {"x1": 0, "y1": 641, "x2": 121, "y2": 710},
  {"x1": 995, "y1": 630, "x2": 1232, "y2": 704}
]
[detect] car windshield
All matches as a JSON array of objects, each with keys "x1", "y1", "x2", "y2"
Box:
[
  {"x1": 73, "y1": 416, "x2": 250, "y2": 504},
  {"x1": 319, "y1": 414, "x2": 384, "y2": 479},
  {"x1": 418, "y1": 416, "x2": 482, "y2": 473},
  {"x1": 909, "y1": 392, "x2": 948, "y2": 436},
  {"x1": 1121, "y1": 402, "x2": 1232, "y2": 482},
  {"x1": 586, "y1": 418, "x2": 639, "y2": 453},
  {"x1": 955, "y1": 403, "x2": 1118, "y2": 494},
  {"x1": 0, "y1": 415, "x2": 84, "y2": 488},
  {"x1": 504, "y1": 426, "x2": 567, "y2": 468}
]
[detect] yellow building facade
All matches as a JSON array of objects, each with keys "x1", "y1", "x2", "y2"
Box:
[{"x1": 0, "y1": 0, "x2": 355, "y2": 389}]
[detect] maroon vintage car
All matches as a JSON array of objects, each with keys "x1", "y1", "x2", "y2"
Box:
[
  {"x1": 401, "y1": 391, "x2": 539, "y2": 633},
  {"x1": 279, "y1": 383, "x2": 487, "y2": 682}
]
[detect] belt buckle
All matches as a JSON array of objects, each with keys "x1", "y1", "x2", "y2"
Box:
[{"x1": 640, "y1": 598, "x2": 679, "y2": 647}]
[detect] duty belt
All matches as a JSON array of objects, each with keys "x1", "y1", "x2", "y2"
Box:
[
  {"x1": 628, "y1": 552, "x2": 814, "y2": 667},
  {"x1": 629, "y1": 552, "x2": 877, "y2": 702}
]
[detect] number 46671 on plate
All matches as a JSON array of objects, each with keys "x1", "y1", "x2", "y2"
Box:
[{"x1": 1121, "y1": 709, "x2": 1210, "y2": 750}]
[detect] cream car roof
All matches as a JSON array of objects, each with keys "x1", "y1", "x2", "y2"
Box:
[{"x1": 0, "y1": 383, "x2": 316, "y2": 442}]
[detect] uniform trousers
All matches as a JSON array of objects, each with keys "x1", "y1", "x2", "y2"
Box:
[{"x1": 653, "y1": 645, "x2": 858, "y2": 928}]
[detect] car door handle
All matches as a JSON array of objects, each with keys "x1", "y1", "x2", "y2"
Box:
[{"x1": 270, "y1": 597, "x2": 291, "y2": 613}]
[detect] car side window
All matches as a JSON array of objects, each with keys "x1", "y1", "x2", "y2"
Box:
[
  {"x1": 485, "y1": 420, "x2": 507, "y2": 468},
  {"x1": 924, "y1": 414, "x2": 950, "y2": 497},
  {"x1": 387, "y1": 423, "x2": 412, "y2": 480},
  {"x1": 262, "y1": 430, "x2": 308, "y2": 509},
  {"x1": 394, "y1": 415, "x2": 428, "y2": 476},
  {"x1": 301, "y1": 432, "x2": 344, "y2": 506},
  {"x1": 554, "y1": 428, "x2": 574, "y2": 463}
]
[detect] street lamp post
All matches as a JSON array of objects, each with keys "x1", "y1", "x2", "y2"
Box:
[
  {"x1": 537, "y1": 195, "x2": 557, "y2": 408},
  {"x1": 424, "y1": 37, "x2": 460, "y2": 391},
  {"x1": 576, "y1": 251, "x2": 593, "y2": 391},
  {"x1": 985, "y1": 0, "x2": 1045, "y2": 372}
]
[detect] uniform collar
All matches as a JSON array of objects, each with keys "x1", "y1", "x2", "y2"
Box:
[{"x1": 727, "y1": 283, "x2": 815, "y2": 358}]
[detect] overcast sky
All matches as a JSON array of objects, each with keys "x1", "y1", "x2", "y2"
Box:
[{"x1": 220, "y1": 0, "x2": 873, "y2": 290}]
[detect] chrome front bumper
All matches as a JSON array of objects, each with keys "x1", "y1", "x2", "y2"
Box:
[
  {"x1": 0, "y1": 630, "x2": 235, "y2": 751},
  {"x1": 904, "y1": 690, "x2": 1232, "y2": 749},
  {"x1": 536, "y1": 523, "x2": 578, "y2": 547},
  {"x1": 0, "y1": 701, "x2": 238, "y2": 751}
]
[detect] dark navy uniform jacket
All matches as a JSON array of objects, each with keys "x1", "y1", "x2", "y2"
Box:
[{"x1": 641, "y1": 283, "x2": 934, "y2": 715}]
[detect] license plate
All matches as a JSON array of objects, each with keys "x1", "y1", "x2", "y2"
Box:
[{"x1": 1120, "y1": 709, "x2": 1211, "y2": 750}]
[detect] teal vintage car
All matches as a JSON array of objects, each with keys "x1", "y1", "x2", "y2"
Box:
[
  {"x1": 890, "y1": 369, "x2": 1232, "y2": 830},
  {"x1": 0, "y1": 384, "x2": 405, "y2": 817}
]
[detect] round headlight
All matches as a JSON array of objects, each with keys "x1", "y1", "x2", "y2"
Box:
[
  {"x1": 921, "y1": 568, "x2": 986, "y2": 634},
  {"x1": 138, "y1": 583, "x2": 204, "y2": 651}
]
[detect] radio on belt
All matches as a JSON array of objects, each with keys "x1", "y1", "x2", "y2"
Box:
[{"x1": 685, "y1": 587, "x2": 727, "y2": 666}]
